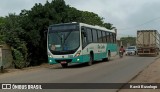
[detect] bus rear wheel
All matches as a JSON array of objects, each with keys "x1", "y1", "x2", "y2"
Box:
[
  {"x1": 106, "y1": 51, "x2": 111, "y2": 61},
  {"x1": 61, "y1": 63, "x2": 68, "y2": 68}
]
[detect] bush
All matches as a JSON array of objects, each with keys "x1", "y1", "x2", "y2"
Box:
[{"x1": 12, "y1": 48, "x2": 26, "y2": 69}]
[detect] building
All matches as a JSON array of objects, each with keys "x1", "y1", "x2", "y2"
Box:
[{"x1": 0, "y1": 44, "x2": 13, "y2": 70}]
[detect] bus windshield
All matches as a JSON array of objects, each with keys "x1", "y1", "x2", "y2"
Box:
[{"x1": 48, "y1": 26, "x2": 80, "y2": 55}]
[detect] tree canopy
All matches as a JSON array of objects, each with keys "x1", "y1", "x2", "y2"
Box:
[{"x1": 120, "y1": 37, "x2": 136, "y2": 47}]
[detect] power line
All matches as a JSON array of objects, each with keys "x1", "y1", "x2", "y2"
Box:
[{"x1": 118, "y1": 17, "x2": 160, "y2": 30}]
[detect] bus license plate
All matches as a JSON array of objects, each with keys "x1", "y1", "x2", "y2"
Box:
[{"x1": 61, "y1": 61, "x2": 67, "y2": 64}]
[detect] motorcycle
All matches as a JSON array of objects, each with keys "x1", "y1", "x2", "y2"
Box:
[{"x1": 119, "y1": 51, "x2": 123, "y2": 58}]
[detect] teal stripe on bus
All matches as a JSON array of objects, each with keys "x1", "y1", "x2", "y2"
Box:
[
  {"x1": 106, "y1": 43, "x2": 118, "y2": 52},
  {"x1": 48, "y1": 52, "x2": 107, "y2": 64}
]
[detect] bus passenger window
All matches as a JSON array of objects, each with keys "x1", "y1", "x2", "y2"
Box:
[
  {"x1": 92, "y1": 29, "x2": 98, "y2": 43},
  {"x1": 110, "y1": 33, "x2": 113, "y2": 43},
  {"x1": 98, "y1": 30, "x2": 102, "y2": 43},
  {"x1": 86, "y1": 28, "x2": 93, "y2": 43},
  {"x1": 106, "y1": 32, "x2": 110, "y2": 43},
  {"x1": 113, "y1": 34, "x2": 116, "y2": 43},
  {"x1": 82, "y1": 31, "x2": 87, "y2": 47},
  {"x1": 102, "y1": 31, "x2": 106, "y2": 43}
]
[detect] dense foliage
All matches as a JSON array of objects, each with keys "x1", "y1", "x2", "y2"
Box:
[
  {"x1": 0, "y1": 0, "x2": 115, "y2": 68},
  {"x1": 120, "y1": 37, "x2": 136, "y2": 47}
]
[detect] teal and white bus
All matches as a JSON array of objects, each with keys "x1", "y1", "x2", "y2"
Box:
[{"x1": 47, "y1": 22, "x2": 117, "y2": 68}]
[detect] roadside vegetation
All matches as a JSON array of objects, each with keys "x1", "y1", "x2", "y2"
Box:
[
  {"x1": 120, "y1": 37, "x2": 136, "y2": 47},
  {"x1": 0, "y1": 0, "x2": 115, "y2": 68}
]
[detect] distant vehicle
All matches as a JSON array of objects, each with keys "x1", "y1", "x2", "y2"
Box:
[
  {"x1": 136, "y1": 30, "x2": 160, "y2": 56},
  {"x1": 125, "y1": 46, "x2": 137, "y2": 55},
  {"x1": 47, "y1": 22, "x2": 117, "y2": 68}
]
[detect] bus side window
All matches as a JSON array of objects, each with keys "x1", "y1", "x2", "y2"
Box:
[
  {"x1": 110, "y1": 33, "x2": 112, "y2": 43},
  {"x1": 86, "y1": 28, "x2": 93, "y2": 43},
  {"x1": 105, "y1": 32, "x2": 108, "y2": 42},
  {"x1": 92, "y1": 29, "x2": 98, "y2": 43},
  {"x1": 102, "y1": 31, "x2": 106, "y2": 43},
  {"x1": 81, "y1": 27, "x2": 87, "y2": 48},
  {"x1": 113, "y1": 33, "x2": 116, "y2": 43},
  {"x1": 97, "y1": 30, "x2": 102, "y2": 43},
  {"x1": 106, "y1": 32, "x2": 110, "y2": 43}
]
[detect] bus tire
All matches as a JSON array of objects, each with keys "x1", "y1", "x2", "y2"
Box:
[
  {"x1": 106, "y1": 51, "x2": 111, "y2": 61},
  {"x1": 88, "y1": 53, "x2": 94, "y2": 66},
  {"x1": 134, "y1": 51, "x2": 137, "y2": 55},
  {"x1": 102, "y1": 58, "x2": 107, "y2": 62},
  {"x1": 61, "y1": 63, "x2": 68, "y2": 68}
]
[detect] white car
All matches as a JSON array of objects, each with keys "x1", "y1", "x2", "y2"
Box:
[{"x1": 125, "y1": 46, "x2": 137, "y2": 55}]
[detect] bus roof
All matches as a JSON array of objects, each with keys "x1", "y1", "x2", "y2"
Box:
[
  {"x1": 79, "y1": 23, "x2": 116, "y2": 33},
  {"x1": 50, "y1": 22, "x2": 116, "y2": 33}
]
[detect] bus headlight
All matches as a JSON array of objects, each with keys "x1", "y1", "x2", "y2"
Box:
[
  {"x1": 49, "y1": 60, "x2": 52, "y2": 63},
  {"x1": 75, "y1": 50, "x2": 81, "y2": 57},
  {"x1": 48, "y1": 53, "x2": 53, "y2": 58}
]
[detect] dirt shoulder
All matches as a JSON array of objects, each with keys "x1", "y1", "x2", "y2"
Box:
[
  {"x1": 0, "y1": 63, "x2": 61, "y2": 74},
  {"x1": 0, "y1": 55, "x2": 120, "y2": 74},
  {"x1": 119, "y1": 56, "x2": 160, "y2": 92}
]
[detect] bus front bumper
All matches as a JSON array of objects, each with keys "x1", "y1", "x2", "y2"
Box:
[{"x1": 48, "y1": 56, "x2": 86, "y2": 64}]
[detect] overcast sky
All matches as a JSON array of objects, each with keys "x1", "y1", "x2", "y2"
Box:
[{"x1": 1, "y1": 0, "x2": 160, "y2": 38}]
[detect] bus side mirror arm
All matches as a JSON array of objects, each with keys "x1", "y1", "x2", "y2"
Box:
[{"x1": 44, "y1": 30, "x2": 48, "y2": 38}]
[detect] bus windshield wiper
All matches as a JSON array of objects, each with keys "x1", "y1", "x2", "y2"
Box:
[{"x1": 62, "y1": 31, "x2": 73, "y2": 45}]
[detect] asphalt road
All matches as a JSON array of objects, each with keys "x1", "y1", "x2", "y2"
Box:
[{"x1": 0, "y1": 55, "x2": 156, "y2": 92}]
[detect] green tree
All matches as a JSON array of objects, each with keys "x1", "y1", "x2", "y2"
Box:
[
  {"x1": 80, "y1": 11, "x2": 104, "y2": 26},
  {"x1": 1, "y1": 14, "x2": 28, "y2": 68},
  {"x1": 0, "y1": 17, "x2": 5, "y2": 44},
  {"x1": 103, "y1": 23, "x2": 115, "y2": 30},
  {"x1": 120, "y1": 37, "x2": 136, "y2": 47}
]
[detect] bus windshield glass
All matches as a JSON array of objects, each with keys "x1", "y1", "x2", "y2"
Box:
[{"x1": 48, "y1": 25, "x2": 80, "y2": 55}]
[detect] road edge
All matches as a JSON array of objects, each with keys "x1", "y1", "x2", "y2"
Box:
[{"x1": 116, "y1": 55, "x2": 160, "y2": 92}]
